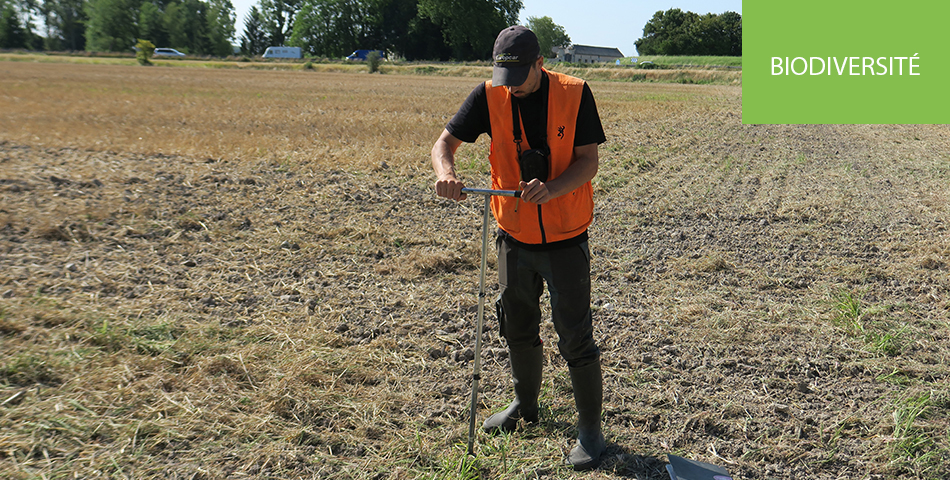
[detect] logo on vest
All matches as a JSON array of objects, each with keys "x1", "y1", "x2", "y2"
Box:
[{"x1": 557, "y1": 125, "x2": 566, "y2": 139}]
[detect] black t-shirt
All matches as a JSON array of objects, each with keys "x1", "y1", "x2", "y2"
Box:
[{"x1": 445, "y1": 72, "x2": 607, "y2": 149}]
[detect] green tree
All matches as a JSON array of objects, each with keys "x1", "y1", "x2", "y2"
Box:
[
  {"x1": 38, "y1": 0, "x2": 87, "y2": 50},
  {"x1": 525, "y1": 15, "x2": 569, "y2": 58},
  {"x1": 366, "y1": 48, "x2": 381, "y2": 72},
  {"x1": 290, "y1": 0, "x2": 385, "y2": 57},
  {"x1": 163, "y1": 1, "x2": 188, "y2": 49},
  {"x1": 138, "y1": 1, "x2": 168, "y2": 47},
  {"x1": 0, "y1": 0, "x2": 28, "y2": 48},
  {"x1": 634, "y1": 8, "x2": 741, "y2": 56},
  {"x1": 24, "y1": 0, "x2": 45, "y2": 46},
  {"x1": 135, "y1": 37, "x2": 154, "y2": 63},
  {"x1": 635, "y1": 8, "x2": 698, "y2": 55},
  {"x1": 260, "y1": 0, "x2": 300, "y2": 46},
  {"x1": 282, "y1": 0, "x2": 524, "y2": 61},
  {"x1": 417, "y1": 0, "x2": 522, "y2": 60},
  {"x1": 239, "y1": 5, "x2": 267, "y2": 55},
  {"x1": 401, "y1": 13, "x2": 450, "y2": 60},
  {"x1": 4, "y1": 0, "x2": 43, "y2": 49},
  {"x1": 688, "y1": 12, "x2": 741, "y2": 56},
  {"x1": 719, "y1": 11, "x2": 741, "y2": 56},
  {"x1": 288, "y1": 0, "x2": 448, "y2": 61},
  {"x1": 163, "y1": 0, "x2": 229, "y2": 55},
  {"x1": 290, "y1": 0, "x2": 347, "y2": 57},
  {"x1": 376, "y1": 0, "x2": 425, "y2": 58},
  {"x1": 206, "y1": 0, "x2": 235, "y2": 56},
  {"x1": 179, "y1": 0, "x2": 210, "y2": 54},
  {"x1": 84, "y1": 0, "x2": 138, "y2": 51}
]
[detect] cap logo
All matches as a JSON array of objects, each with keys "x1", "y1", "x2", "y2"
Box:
[{"x1": 495, "y1": 53, "x2": 521, "y2": 64}]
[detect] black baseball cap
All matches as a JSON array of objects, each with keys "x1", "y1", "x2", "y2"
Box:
[{"x1": 492, "y1": 26, "x2": 541, "y2": 87}]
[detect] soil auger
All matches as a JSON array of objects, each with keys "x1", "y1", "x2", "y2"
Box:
[{"x1": 460, "y1": 187, "x2": 521, "y2": 456}]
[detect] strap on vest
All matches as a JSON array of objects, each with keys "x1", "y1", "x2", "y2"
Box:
[
  {"x1": 510, "y1": 72, "x2": 549, "y2": 157},
  {"x1": 510, "y1": 73, "x2": 551, "y2": 244}
]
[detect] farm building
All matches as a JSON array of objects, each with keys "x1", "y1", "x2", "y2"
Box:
[{"x1": 552, "y1": 44, "x2": 625, "y2": 64}]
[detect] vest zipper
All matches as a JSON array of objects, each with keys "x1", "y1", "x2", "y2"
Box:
[{"x1": 537, "y1": 204, "x2": 546, "y2": 244}]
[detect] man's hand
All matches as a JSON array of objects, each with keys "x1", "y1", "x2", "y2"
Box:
[
  {"x1": 519, "y1": 179, "x2": 552, "y2": 204},
  {"x1": 435, "y1": 174, "x2": 467, "y2": 201},
  {"x1": 431, "y1": 129, "x2": 467, "y2": 201},
  {"x1": 519, "y1": 143, "x2": 600, "y2": 204}
]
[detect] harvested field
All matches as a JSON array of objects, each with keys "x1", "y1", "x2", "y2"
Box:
[{"x1": 1, "y1": 62, "x2": 949, "y2": 480}]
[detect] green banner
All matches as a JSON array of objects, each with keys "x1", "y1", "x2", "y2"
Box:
[{"x1": 743, "y1": 1, "x2": 950, "y2": 124}]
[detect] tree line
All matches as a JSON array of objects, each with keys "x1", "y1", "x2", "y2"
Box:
[
  {"x1": 635, "y1": 8, "x2": 741, "y2": 56},
  {"x1": 1, "y1": 0, "x2": 235, "y2": 55},
  {"x1": 2, "y1": 1, "x2": 741, "y2": 60},
  {"x1": 244, "y1": 0, "x2": 522, "y2": 60},
  {"x1": 0, "y1": 0, "x2": 524, "y2": 60}
]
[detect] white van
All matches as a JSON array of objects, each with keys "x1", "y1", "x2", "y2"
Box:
[{"x1": 262, "y1": 47, "x2": 302, "y2": 59}]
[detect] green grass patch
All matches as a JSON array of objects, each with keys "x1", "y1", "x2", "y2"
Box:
[
  {"x1": 627, "y1": 55, "x2": 742, "y2": 68},
  {"x1": 0, "y1": 352, "x2": 64, "y2": 386},
  {"x1": 830, "y1": 290, "x2": 907, "y2": 357},
  {"x1": 888, "y1": 392, "x2": 948, "y2": 476}
]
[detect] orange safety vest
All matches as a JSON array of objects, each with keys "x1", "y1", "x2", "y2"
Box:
[{"x1": 485, "y1": 69, "x2": 594, "y2": 245}]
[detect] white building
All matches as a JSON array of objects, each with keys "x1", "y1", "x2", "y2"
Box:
[{"x1": 552, "y1": 45, "x2": 625, "y2": 64}]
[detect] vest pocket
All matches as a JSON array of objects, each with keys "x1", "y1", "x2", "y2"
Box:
[
  {"x1": 555, "y1": 186, "x2": 594, "y2": 235},
  {"x1": 493, "y1": 196, "x2": 522, "y2": 235}
]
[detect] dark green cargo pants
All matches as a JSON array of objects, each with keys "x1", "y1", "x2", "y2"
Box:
[{"x1": 496, "y1": 235, "x2": 600, "y2": 368}]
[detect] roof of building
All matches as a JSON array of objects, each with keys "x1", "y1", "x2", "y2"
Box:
[{"x1": 571, "y1": 45, "x2": 625, "y2": 58}]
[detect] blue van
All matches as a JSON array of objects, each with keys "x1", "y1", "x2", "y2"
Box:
[{"x1": 346, "y1": 49, "x2": 385, "y2": 61}]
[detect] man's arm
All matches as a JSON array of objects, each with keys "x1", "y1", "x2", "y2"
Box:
[
  {"x1": 520, "y1": 143, "x2": 599, "y2": 204},
  {"x1": 431, "y1": 129, "x2": 468, "y2": 201}
]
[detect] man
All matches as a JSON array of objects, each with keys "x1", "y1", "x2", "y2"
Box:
[{"x1": 431, "y1": 25, "x2": 607, "y2": 470}]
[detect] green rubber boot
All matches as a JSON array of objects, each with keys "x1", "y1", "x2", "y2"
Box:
[
  {"x1": 567, "y1": 360, "x2": 606, "y2": 471},
  {"x1": 482, "y1": 344, "x2": 543, "y2": 433}
]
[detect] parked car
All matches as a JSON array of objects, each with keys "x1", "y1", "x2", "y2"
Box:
[
  {"x1": 346, "y1": 49, "x2": 385, "y2": 61},
  {"x1": 154, "y1": 48, "x2": 186, "y2": 57},
  {"x1": 262, "y1": 46, "x2": 302, "y2": 59}
]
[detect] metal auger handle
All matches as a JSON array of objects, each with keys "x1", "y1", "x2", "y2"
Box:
[{"x1": 460, "y1": 187, "x2": 522, "y2": 198}]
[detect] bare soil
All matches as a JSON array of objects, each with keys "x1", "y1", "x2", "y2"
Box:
[{"x1": 1, "y1": 63, "x2": 949, "y2": 480}]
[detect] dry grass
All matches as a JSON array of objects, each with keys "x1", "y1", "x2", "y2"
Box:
[
  {"x1": 0, "y1": 52, "x2": 742, "y2": 86},
  {"x1": 1, "y1": 61, "x2": 948, "y2": 480},
  {"x1": 0, "y1": 61, "x2": 463, "y2": 173}
]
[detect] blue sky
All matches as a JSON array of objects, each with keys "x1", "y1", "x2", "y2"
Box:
[
  {"x1": 230, "y1": 0, "x2": 743, "y2": 56},
  {"x1": 520, "y1": 1, "x2": 742, "y2": 56}
]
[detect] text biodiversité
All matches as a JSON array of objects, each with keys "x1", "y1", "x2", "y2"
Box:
[{"x1": 771, "y1": 55, "x2": 921, "y2": 76}]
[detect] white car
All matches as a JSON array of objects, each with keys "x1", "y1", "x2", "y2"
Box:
[{"x1": 154, "y1": 48, "x2": 186, "y2": 57}]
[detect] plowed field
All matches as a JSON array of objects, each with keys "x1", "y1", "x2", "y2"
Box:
[{"x1": 1, "y1": 61, "x2": 948, "y2": 479}]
